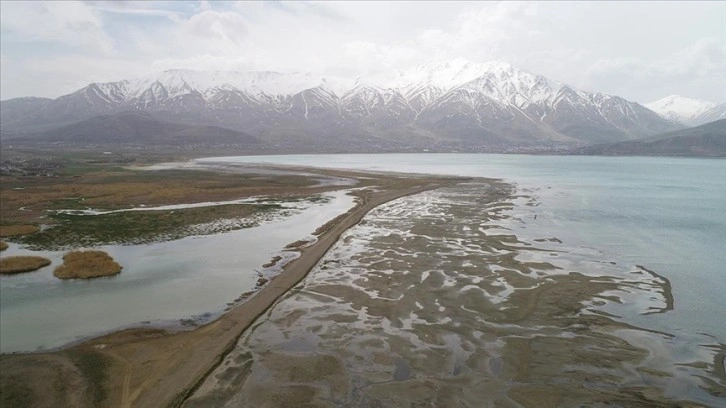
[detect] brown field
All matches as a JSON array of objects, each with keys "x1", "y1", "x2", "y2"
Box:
[
  {"x1": 0, "y1": 256, "x2": 51, "y2": 274},
  {"x1": 53, "y1": 250, "x2": 122, "y2": 279},
  {"x1": 0, "y1": 225, "x2": 39, "y2": 237},
  {"x1": 0, "y1": 149, "x2": 375, "y2": 250},
  {"x1": 0, "y1": 153, "x2": 321, "y2": 227},
  {"x1": 0, "y1": 241, "x2": 7, "y2": 251}
]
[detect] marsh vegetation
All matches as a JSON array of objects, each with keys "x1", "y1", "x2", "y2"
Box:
[
  {"x1": 19, "y1": 203, "x2": 284, "y2": 250},
  {"x1": 0, "y1": 225, "x2": 39, "y2": 237},
  {"x1": 0, "y1": 256, "x2": 51, "y2": 274},
  {"x1": 0, "y1": 150, "x2": 344, "y2": 250},
  {"x1": 53, "y1": 250, "x2": 122, "y2": 279}
]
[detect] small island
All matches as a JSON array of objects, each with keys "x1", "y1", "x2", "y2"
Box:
[
  {"x1": 53, "y1": 250, "x2": 122, "y2": 279},
  {"x1": 0, "y1": 241, "x2": 8, "y2": 251},
  {"x1": 0, "y1": 256, "x2": 52, "y2": 274}
]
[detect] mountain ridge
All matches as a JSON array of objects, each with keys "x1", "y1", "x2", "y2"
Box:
[
  {"x1": 645, "y1": 95, "x2": 719, "y2": 126},
  {"x1": 577, "y1": 119, "x2": 726, "y2": 157},
  {"x1": 2, "y1": 111, "x2": 261, "y2": 146},
  {"x1": 1, "y1": 60, "x2": 681, "y2": 148}
]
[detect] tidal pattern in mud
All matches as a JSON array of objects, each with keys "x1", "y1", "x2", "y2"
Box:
[{"x1": 185, "y1": 181, "x2": 725, "y2": 407}]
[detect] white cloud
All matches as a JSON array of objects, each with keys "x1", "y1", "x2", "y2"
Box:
[
  {"x1": 341, "y1": 41, "x2": 425, "y2": 76},
  {"x1": 584, "y1": 37, "x2": 726, "y2": 101},
  {"x1": 0, "y1": 1, "x2": 724, "y2": 102},
  {"x1": 0, "y1": 1, "x2": 113, "y2": 53},
  {"x1": 182, "y1": 11, "x2": 247, "y2": 45},
  {"x1": 151, "y1": 55, "x2": 256, "y2": 73}
]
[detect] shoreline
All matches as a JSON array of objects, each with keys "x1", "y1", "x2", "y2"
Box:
[
  {"x1": 184, "y1": 178, "x2": 726, "y2": 407},
  {"x1": 0, "y1": 168, "x2": 466, "y2": 408},
  {"x1": 3, "y1": 154, "x2": 724, "y2": 407}
]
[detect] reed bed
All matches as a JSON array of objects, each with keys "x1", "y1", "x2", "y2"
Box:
[
  {"x1": 0, "y1": 256, "x2": 51, "y2": 274},
  {"x1": 53, "y1": 250, "x2": 122, "y2": 279}
]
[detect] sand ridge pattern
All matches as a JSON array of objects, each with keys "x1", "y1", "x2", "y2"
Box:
[{"x1": 184, "y1": 182, "x2": 724, "y2": 407}]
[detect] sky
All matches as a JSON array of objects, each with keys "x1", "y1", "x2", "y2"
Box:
[{"x1": 1, "y1": 1, "x2": 724, "y2": 103}]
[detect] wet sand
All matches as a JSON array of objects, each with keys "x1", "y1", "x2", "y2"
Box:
[
  {"x1": 0, "y1": 168, "x2": 461, "y2": 408},
  {"x1": 184, "y1": 181, "x2": 725, "y2": 407}
]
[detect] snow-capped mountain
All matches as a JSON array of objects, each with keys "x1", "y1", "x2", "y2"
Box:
[
  {"x1": 645, "y1": 95, "x2": 717, "y2": 126},
  {"x1": 1, "y1": 60, "x2": 680, "y2": 148},
  {"x1": 693, "y1": 103, "x2": 726, "y2": 125}
]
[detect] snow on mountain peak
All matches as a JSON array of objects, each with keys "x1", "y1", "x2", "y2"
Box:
[
  {"x1": 364, "y1": 59, "x2": 519, "y2": 91},
  {"x1": 87, "y1": 59, "x2": 564, "y2": 104},
  {"x1": 115, "y1": 69, "x2": 335, "y2": 99},
  {"x1": 71, "y1": 60, "x2": 659, "y2": 122},
  {"x1": 645, "y1": 95, "x2": 716, "y2": 124}
]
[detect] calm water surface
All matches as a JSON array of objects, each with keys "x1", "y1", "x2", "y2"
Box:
[
  {"x1": 0, "y1": 190, "x2": 356, "y2": 352},
  {"x1": 202, "y1": 154, "x2": 726, "y2": 341},
  {"x1": 188, "y1": 153, "x2": 725, "y2": 407}
]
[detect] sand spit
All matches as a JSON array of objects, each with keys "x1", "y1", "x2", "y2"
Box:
[
  {"x1": 0, "y1": 169, "x2": 461, "y2": 408},
  {"x1": 0, "y1": 256, "x2": 51, "y2": 274},
  {"x1": 53, "y1": 250, "x2": 122, "y2": 280}
]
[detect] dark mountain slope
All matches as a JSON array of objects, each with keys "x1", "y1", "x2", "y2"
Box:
[
  {"x1": 579, "y1": 119, "x2": 726, "y2": 157},
  {"x1": 3, "y1": 112, "x2": 261, "y2": 146}
]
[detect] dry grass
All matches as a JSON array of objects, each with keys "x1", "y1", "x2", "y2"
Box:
[
  {"x1": 1, "y1": 168, "x2": 317, "y2": 225},
  {"x1": 0, "y1": 256, "x2": 51, "y2": 274},
  {"x1": 0, "y1": 225, "x2": 39, "y2": 237},
  {"x1": 0, "y1": 241, "x2": 7, "y2": 251},
  {"x1": 53, "y1": 250, "x2": 122, "y2": 279}
]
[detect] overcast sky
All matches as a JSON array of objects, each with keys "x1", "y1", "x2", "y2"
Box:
[{"x1": 1, "y1": 1, "x2": 724, "y2": 103}]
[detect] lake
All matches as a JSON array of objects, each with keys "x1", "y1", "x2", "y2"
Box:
[
  {"x1": 0, "y1": 190, "x2": 356, "y2": 352},
  {"x1": 186, "y1": 153, "x2": 725, "y2": 406},
  {"x1": 202, "y1": 153, "x2": 726, "y2": 342}
]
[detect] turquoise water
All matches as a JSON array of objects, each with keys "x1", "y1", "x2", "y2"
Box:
[{"x1": 202, "y1": 154, "x2": 726, "y2": 342}]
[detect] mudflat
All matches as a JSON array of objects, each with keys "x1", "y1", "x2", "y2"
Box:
[
  {"x1": 0, "y1": 156, "x2": 463, "y2": 408},
  {"x1": 184, "y1": 181, "x2": 726, "y2": 407}
]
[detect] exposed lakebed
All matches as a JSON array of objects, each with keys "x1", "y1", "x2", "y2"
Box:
[
  {"x1": 186, "y1": 181, "x2": 724, "y2": 407},
  {"x1": 182, "y1": 154, "x2": 726, "y2": 407}
]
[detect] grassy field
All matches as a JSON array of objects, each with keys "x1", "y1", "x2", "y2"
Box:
[
  {"x1": 54, "y1": 250, "x2": 122, "y2": 279},
  {"x1": 0, "y1": 256, "x2": 51, "y2": 274},
  {"x1": 1, "y1": 148, "x2": 317, "y2": 219},
  {"x1": 18, "y1": 202, "x2": 286, "y2": 250},
  {"x1": 0, "y1": 148, "x2": 342, "y2": 250}
]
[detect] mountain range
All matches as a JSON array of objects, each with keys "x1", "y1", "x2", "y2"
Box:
[
  {"x1": 1, "y1": 60, "x2": 685, "y2": 151},
  {"x1": 645, "y1": 95, "x2": 726, "y2": 126}
]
